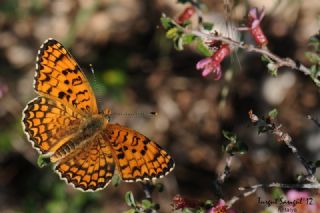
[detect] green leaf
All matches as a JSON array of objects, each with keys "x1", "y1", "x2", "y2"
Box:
[
  {"x1": 37, "y1": 155, "x2": 51, "y2": 168},
  {"x1": 181, "y1": 20, "x2": 192, "y2": 27},
  {"x1": 122, "y1": 209, "x2": 136, "y2": 213},
  {"x1": 166, "y1": 27, "x2": 179, "y2": 39},
  {"x1": 203, "y1": 200, "x2": 213, "y2": 208},
  {"x1": 141, "y1": 199, "x2": 152, "y2": 209},
  {"x1": 196, "y1": 40, "x2": 212, "y2": 57},
  {"x1": 124, "y1": 191, "x2": 136, "y2": 207},
  {"x1": 271, "y1": 188, "x2": 284, "y2": 199},
  {"x1": 267, "y1": 62, "x2": 278, "y2": 76},
  {"x1": 182, "y1": 208, "x2": 195, "y2": 213},
  {"x1": 222, "y1": 130, "x2": 237, "y2": 142},
  {"x1": 182, "y1": 34, "x2": 197, "y2": 45},
  {"x1": 305, "y1": 52, "x2": 320, "y2": 64},
  {"x1": 202, "y1": 22, "x2": 214, "y2": 31},
  {"x1": 315, "y1": 160, "x2": 320, "y2": 168},
  {"x1": 195, "y1": 208, "x2": 205, "y2": 213},
  {"x1": 268, "y1": 109, "x2": 278, "y2": 119},
  {"x1": 155, "y1": 183, "x2": 164, "y2": 192},
  {"x1": 261, "y1": 55, "x2": 272, "y2": 63},
  {"x1": 111, "y1": 173, "x2": 121, "y2": 187},
  {"x1": 236, "y1": 142, "x2": 249, "y2": 154},
  {"x1": 173, "y1": 37, "x2": 184, "y2": 50},
  {"x1": 160, "y1": 14, "x2": 175, "y2": 30}
]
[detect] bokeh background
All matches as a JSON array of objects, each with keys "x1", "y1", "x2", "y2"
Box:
[{"x1": 1, "y1": 0, "x2": 320, "y2": 212}]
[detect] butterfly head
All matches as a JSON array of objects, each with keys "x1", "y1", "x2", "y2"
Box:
[{"x1": 103, "y1": 108, "x2": 112, "y2": 122}]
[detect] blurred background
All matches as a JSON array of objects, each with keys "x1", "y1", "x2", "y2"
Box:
[{"x1": 0, "y1": 0, "x2": 320, "y2": 212}]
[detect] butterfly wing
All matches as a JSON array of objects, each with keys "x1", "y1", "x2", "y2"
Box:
[
  {"x1": 34, "y1": 38, "x2": 98, "y2": 115},
  {"x1": 22, "y1": 96, "x2": 83, "y2": 156},
  {"x1": 54, "y1": 134, "x2": 115, "y2": 191},
  {"x1": 106, "y1": 124, "x2": 174, "y2": 182}
]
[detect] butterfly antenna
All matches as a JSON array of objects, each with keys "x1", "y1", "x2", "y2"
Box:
[{"x1": 89, "y1": 64, "x2": 104, "y2": 111}]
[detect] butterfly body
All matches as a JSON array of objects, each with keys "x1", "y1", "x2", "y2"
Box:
[{"x1": 22, "y1": 38, "x2": 174, "y2": 191}]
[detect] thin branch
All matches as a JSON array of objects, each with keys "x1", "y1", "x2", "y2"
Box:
[
  {"x1": 141, "y1": 182, "x2": 154, "y2": 201},
  {"x1": 248, "y1": 110, "x2": 318, "y2": 184},
  {"x1": 190, "y1": 30, "x2": 311, "y2": 75},
  {"x1": 213, "y1": 155, "x2": 233, "y2": 197},
  {"x1": 307, "y1": 114, "x2": 320, "y2": 128}
]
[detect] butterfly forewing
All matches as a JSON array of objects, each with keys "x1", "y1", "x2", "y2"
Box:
[
  {"x1": 22, "y1": 96, "x2": 83, "y2": 155},
  {"x1": 34, "y1": 38, "x2": 98, "y2": 115}
]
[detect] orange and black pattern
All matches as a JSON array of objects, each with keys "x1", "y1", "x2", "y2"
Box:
[
  {"x1": 22, "y1": 38, "x2": 174, "y2": 192},
  {"x1": 55, "y1": 134, "x2": 115, "y2": 191},
  {"x1": 106, "y1": 124, "x2": 174, "y2": 182},
  {"x1": 22, "y1": 96, "x2": 83, "y2": 156},
  {"x1": 34, "y1": 39, "x2": 98, "y2": 115}
]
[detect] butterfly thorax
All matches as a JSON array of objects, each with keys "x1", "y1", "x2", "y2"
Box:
[{"x1": 50, "y1": 114, "x2": 107, "y2": 163}]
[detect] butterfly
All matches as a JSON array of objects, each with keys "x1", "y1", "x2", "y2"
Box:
[{"x1": 22, "y1": 38, "x2": 175, "y2": 191}]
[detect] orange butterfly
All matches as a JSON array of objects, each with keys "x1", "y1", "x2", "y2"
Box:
[{"x1": 22, "y1": 38, "x2": 174, "y2": 191}]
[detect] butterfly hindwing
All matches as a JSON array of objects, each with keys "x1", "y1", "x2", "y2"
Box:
[
  {"x1": 54, "y1": 134, "x2": 115, "y2": 191},
  {"x1": 106, "y1": 124, "x2": 175, "y2": 182}
]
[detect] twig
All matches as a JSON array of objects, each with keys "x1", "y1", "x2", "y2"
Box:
[
  {"x1": 141, "y1": 182, "x2": 154, "y2": 201},
  {"x1": 213, "y1": 155, "x2": 233, "y2": 198},
  {"x1": 190, "y1": 30, "x2": 311, "y2": 75},
  {"x1": 248, "y1": 110, "x2": 318, "y2": 184},
  {"x1": 307, "y1": 114, "x2": 320, "y2": 128}
]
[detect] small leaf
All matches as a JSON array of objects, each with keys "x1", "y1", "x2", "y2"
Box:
[
  {"x1": 37, "y1": 155, "x2": 51, "y2": 168},
  {"x1": 195, "y1": 208, "x2": 205, "y2": 213},
  {"x1": 267, "y1": 62, "x2": 278, "y2": 76},
  {"x1": 261, "y1": 55, "x2": 272, "y2": 63},
  {"x1": 202, "y1": 22, "x2": 214, "y2": 31},
  {"x1": 268, "y1": 109, "x2": 278, "y2": 119},
  {"x1": 141, "y1": 199, "x2": 152, "y2": 209},
  {"x1": 305, "y1": 52, "x2": 320, "y2": 64},
  {"x1": 125, "y1": 191, "x2": 136, "y2": 207},
  {"x1": 181, "y1": 20, "x2": 192, "y2": 28},
  {"x1": 183, "y1": 34, "x2": 197, "y2": 45},
  {"x1": 111, "y1": 173, "x2": 121, "y2": 187},
  {"x1": 203, "y1": 200, "x2": 213, "y2": 208},
  {"x1": 222, "y1": 130, "x2": 237, "y2": 142},
  {"x1": 155, "y1": 183, "x2": 164, "y2": 192},
  {"x1": 236, "y1": 142, "x2": 249, "y2": 154},
  {"x1": 166, "y1": 27, "x2": 179, "y2": 39},
  {"x1": 182, "y1": 208, "x2": 195, "y2": 213},
  {"x1": 160, "y1": 15, "x2": 175, "y2": 30},
  {"x1": 173, "y1": 37, "x2": 184, "y2": 50},
  {"x1": 122, "y1": 209, "x2": 136, "y2": 213},
  {"x1": 196, "y1": 40, "x2": 212, "y2": 57}
]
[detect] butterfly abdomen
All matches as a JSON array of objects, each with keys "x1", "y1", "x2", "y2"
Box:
[{"x1": 50, "y1": 115, "x2": 106, "y2": 162}]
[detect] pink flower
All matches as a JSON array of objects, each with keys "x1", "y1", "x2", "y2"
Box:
[
  {"x1": 238, "y1": 7, "x2": 268, "y2": 47},
  {"x1": 208, "y1": 199, "x2": 236, "y2": 213},
  {"x1": 176, "y1": 6, "x2": 196, "y2": 24},
  {"x1": 196, "y1": 44, "x2": 230, "y2": 79},
  {"x1": 286, "y1": 190, "x2": 317, "y2": 212}
]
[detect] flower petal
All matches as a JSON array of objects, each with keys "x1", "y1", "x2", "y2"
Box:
[
  {"x1": 213, "y1": 65, "x2": 222, "y2": 80},
  {"x1": 196, "y1": 57, "x2": 212, "y2": 70},
  {"x1": 202, "y1": 67, "x2": 212, "y2": 77}
]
